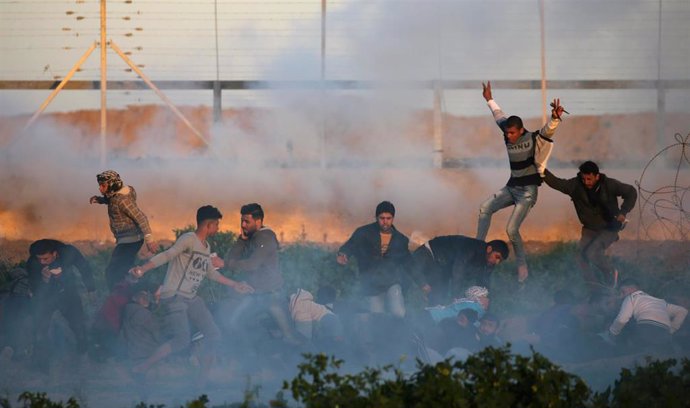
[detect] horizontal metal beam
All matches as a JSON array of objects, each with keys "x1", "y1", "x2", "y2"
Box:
[{"x1": 1, "y1": 79, "x2": 689, "y2": 91}]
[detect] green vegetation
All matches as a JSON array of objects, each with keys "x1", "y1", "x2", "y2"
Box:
[
  {"x1": 2, "y1": 349, "x2": 690, "y2": 407},
  {"x1": 2, "y1": 231, "x2": 689, "y2": 407},
  {"x1": 3, "y1": 230, "x2": 688, "y2": 321},
  {"x1": 284, "y1": 346, "x2": 590, "y2": 408}
]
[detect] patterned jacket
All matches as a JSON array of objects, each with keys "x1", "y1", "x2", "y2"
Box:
[{"x1": 94, "y1": 185, "x2": 152, "y2": 244}]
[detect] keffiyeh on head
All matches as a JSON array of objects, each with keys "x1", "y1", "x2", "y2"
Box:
[{"x1": 465, "y1": 286, "x2": 489, "y2": 300}]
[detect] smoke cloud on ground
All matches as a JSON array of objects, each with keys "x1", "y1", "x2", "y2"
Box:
[{"x1": 0, "y1": 1, "x2": 689, "y2": 406}]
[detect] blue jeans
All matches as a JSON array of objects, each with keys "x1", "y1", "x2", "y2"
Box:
[
  {"x1": 476, "y1": 185, "x2": 538, "y2": 268},
  {"x1": 367, "y1": 283, "x2": 406, "y2": 317}
]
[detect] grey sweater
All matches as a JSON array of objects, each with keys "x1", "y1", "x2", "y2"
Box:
[{"x1": 151, "y1": 232, "x2": 214, "y2": 299}]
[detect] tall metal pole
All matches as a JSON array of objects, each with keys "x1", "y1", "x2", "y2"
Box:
[
  {"x1": 321, "y1": 0, "x2": 326, "y2": 81},
  {"x1": 656, "y1": 0, "x2": 665, "y2": 149},
  {"x1": 538, "y1": 0, "x2": 547, "y2": 124},
  {"x1": 213, "y1": 0, "x2": 222, "y2": 122},
  {"x1": 100, "y1": 0, "x2": 107, "y2": 168},
  {"x1": 432, "y1": 83, "x2": 443, "y2": 168},
  {"x1": 319, "y1": 0, "x2": 327, "y2": 168},
  {"x1": 432, "y1": 1, "x2": 444, "y2": 169}
]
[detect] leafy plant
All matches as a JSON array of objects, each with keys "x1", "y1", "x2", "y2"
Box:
[
  {"x1": 284, "y1": 346, "x2": 591, "y2": 408},
  {"x1": 591, "y1": 358, "x2": 690, "y2": 408}
]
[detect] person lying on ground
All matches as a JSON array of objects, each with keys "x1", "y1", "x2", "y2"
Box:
[
  {"x1": 478, "y1": 313, "x2": 503, "y2": 349},
  {"x1": 608, "y1": 278, "x2": 687, "y2": 352},
  {"x1": 426, "y1": 286, "x2": 490, "y2": 323},
  {"x1": 428, "y1": 308, "x2": 480, "y2": 359},
  {"x1": 289, "y1": 287, "x2": 344, "y2": 349}
]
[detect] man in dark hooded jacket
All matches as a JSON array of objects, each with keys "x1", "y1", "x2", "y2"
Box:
[{"x1": 543, "y1": 161, "x2": 637, "y2": 290}]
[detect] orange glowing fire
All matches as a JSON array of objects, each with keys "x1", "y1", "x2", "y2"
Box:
[{"x1": 2, "y1": 104, "x2": 675, "y2": 245}]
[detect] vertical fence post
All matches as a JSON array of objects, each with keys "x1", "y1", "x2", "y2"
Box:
[{"x1": 213, "y1": 80, "x2": 222, "y2": 123}]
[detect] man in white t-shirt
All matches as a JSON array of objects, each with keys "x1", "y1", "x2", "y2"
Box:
[{"x1": 128, "y1": 205, "x2": 253, "y2": 377}]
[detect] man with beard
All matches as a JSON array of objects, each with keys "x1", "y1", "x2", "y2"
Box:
[
  {"x1": 543, "y1": 161, "x2": 637, "y2": 290},
  {"x1": 412, "y1": 235, "x2": 508, "y2": 305},
  {"x1": 337, "y1": 201, "x2": 413, "y2": 317},
  {"x1": 224, "y1": 203, "x2": 298, "y2": 345},
  {"x1": 89, "y1": 170, "x2": 158, "y2": 290}
]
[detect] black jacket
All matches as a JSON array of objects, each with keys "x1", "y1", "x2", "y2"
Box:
[
  {"x1": 543, "y1": 170, "x2": 637, "y2": 231},
  {"x1": 26, "y1": 240, "x2": 96, "y2": 296},
  {"x1": 427, "y1": 235, "x2": 491, "y2": 289},
  {"x1": 338, "y1": 222, "x2": 411, "y2": 295}
]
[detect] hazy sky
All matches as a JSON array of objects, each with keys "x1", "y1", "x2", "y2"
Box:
[
  {"x1": 0, "y1": 0, "x2": 689, "y2": 116},
  {"x1": 1, "y1": 1, "x2": 689, "y2": 244}
]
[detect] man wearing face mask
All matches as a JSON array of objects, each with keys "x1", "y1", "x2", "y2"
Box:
[
  {"x1": 337, "y1": 201, "x2": 413, "y2": 318},
  {"x1": 543, "y1": 161, "x2": 637, "y2": 290},
  {"x1": 26, "y1": 239, "x2": 96, "y2": 371},
  {"x1": 89, "y1": 170, "x2": 158, "y2": 290}
]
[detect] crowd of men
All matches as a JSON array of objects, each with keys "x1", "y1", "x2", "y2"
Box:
[{"x1": 0, "y1": 83, "x2": 688, "y2": 387}]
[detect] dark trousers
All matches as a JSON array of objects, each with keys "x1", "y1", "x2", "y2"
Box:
[
  {"x1": 578, "y1": 227, "x2": 618, "y2": 290},
  {"x1": 33, "y1": 287, "x2": 87, "y2": 367},
  {"x1": 633, "y1": 323, "x2": 673, "y2": 350},
  {"x1": 105, "y1": 240, "x2": 143, "y2": 290}
]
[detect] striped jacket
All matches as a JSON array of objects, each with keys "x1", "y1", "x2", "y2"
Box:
[{"x1": 488, "y1": 100, "x2": 561, "y2": 187}]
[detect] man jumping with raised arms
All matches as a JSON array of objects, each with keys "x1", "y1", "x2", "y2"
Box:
[{"x1": 476, "y1": 81, "x2": 566, "y2": 282}]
